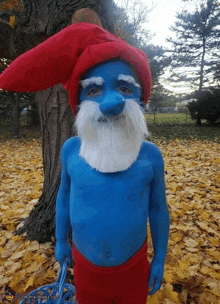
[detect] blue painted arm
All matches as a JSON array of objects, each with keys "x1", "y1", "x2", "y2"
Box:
[
  {"x1": 55, "y1": 140, "x2": 73, "y2": 266},
  {"x1": 148, "y1": 145, "x2": 170, "y2": 295}
]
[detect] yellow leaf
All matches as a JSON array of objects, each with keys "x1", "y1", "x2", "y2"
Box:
[
  {"x1": 171, "y1": 232, "x2": 183, "y2": 242},
  {"x1": 11, "y1": 250, "x2": 26, "y2": 260},
  {"x1": 164, "y1": 272, "x2": 173, "y2": 283},
  {"x1": 181, "y1": 202, "x2": 191, "y2": 211},
  {"x1": 204, "y1": 278, "x2": 220, "y2": 296},
  {"x1": 0, "y1": 274, "x2": 10, "y2": 285},
  {"x1": 184, "y1": 238, "x2": 198, "y2": 248},
  {"x1": 171, "y1": 185, "x2": 183, "y2": 193},
  {"x1": 199, "y1": 211, "x2": 210, "y2": 221},
  {"x1": 9, "y1": 14, "x2": 16, "y2": 28},
  {"x1": 12, "y1": 235, "x2": 23, "y2": 242},
  {"x1": 210, "y1": 238, "x2": 219, "y2": 246},
  {"x1": 5, "y1": 262, "x2": 21, "y2": 275},
  {"x1": 10, "y1": 269, "x2": 26, "y2": 288},
  {"x1": 206, "y1": 249, "x2": 220, "y2": 261},
  {"x1": 147, "y1": 290, "x2": 164, "y2": 304},
  {"x1": 26, "y1": 261, "x2": 41, "y2": 273},
  {"x1": 200, "y1": 266, "x2": 212, "y2": 275},
  {"x1": 45, "y1": 268, "x2": 56, "y2": 280},
  {"x1": 163, "y1": 283, "x2": 180, "y2": 303},
  {"x1": 24, "y1": 276, "x2": 34, "y2": 291}
]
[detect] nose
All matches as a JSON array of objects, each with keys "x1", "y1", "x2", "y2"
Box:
[{"x1": 99, "y1": 93, "x2": 125, "y2": 117}]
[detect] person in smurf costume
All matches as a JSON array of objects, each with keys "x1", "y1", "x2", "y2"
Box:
[{"x1": 0, "y1": 20, "x2": 170, "y2": 304}]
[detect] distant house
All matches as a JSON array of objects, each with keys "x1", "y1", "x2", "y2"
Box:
[
  {"x1": 175, "y1": 99, "x2": 196, "y2": 113},
  {"x1": 157, "y1": 107, "x2": 175, "y2": 113}
]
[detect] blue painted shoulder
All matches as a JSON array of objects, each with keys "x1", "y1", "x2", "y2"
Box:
[
  {"x1": 142, "y1": 140, "x2": 163, "y2": 156},
  {"x1": 142, "y1": 141, "x2": 164, "y2": 166},
  {"x1": 61, "y1": 136, "x2": 80, "y2": 161}
]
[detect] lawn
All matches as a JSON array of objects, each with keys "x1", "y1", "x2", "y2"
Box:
[
  {"x1": 144, "y1": 113, "x2": 220, "y2": 143},
  {"x1": 148, "y1": 124, "x2": 220, "y2": 142},
  {"x1": 145, "y1": 113, "x2": 194, "y2": 125}
]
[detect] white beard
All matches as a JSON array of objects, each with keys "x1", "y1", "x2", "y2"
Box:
[{"x1": 74, "y1": 99, "x2": 150, "y2": 173}]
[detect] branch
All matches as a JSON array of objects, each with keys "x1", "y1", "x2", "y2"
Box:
[{"x1": 0, "y1": 17, "x2": 17, "y2": 60}]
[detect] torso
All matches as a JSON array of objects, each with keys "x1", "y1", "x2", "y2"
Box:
[{"x1": 67, "y1": 137, "x2": 154, "y2": 266}]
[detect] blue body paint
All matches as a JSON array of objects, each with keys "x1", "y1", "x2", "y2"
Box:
[{"x1": 55, "y1": 59, "x2": 170, "y2": 295}]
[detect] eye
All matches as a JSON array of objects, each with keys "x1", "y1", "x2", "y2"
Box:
[
  {"x1": 118, "y1": 86, "x2": 132, "y2": 94},
  {"x1": 87, "y1": 87, "x2": 102, "y2": 97}
]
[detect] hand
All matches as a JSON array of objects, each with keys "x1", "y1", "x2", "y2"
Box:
[
  {"x1": 55, "y1": 240, "x2": 73, "y2": 267},
  {"x1": 148, "y1": 259, "x2": 164, "y2": 295}
]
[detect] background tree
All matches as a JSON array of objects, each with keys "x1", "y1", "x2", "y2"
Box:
[
  {"x1": 0, "y1": 87, "x2": 36, "y2": 137},
  {"x1": 0, "y1": 89, "x2": 11, "y2": 120},
  {"x1": 0, "y1": 52, "x2": 37, "y2": 137},
  {"x1": 142, "y1": 44, "x2": 171, "y2": 110},
  {"x1": 187, "y1": 88, "x2": 220, "y2": 124},
  {"x1": 213, "y1": 62, "x2": 220, "y2": 84},
  {"x1": 0, "y1": 0, "x2": 114, "y2": 243},
  {"x1": 167, "y1": 0, "x2": 220, "y2": 92},
  {"x1": 112, "y1": 0, "x2": 152, "y2": 47}
]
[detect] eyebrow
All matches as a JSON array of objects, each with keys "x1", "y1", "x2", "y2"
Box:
[
  {"x1": 80, "y1": 77, "x2": 104, "y2": 88},
  {"x1": 117, "y1": 74, "x2": 141, "y2": 88}
]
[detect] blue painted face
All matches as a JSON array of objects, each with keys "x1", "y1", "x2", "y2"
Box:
[{"x1": 79, "y1": 59, "x2": 142, "y2": 117}]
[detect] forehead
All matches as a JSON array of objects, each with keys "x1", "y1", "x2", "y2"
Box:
[{"x1": 82, "y1": 59, "x2": 137, "y2": 81}]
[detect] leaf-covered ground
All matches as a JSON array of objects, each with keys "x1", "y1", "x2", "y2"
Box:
[{"x1": 0, "y1": 137, "x2": 219, "y2": 303}]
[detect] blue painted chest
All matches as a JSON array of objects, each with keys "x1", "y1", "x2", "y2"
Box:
[{"x1": 66, "y1": 139, "x2": 154, "y2": 266}]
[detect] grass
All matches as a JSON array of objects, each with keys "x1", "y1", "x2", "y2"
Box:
[
  {"x1": 145, "y1": 113, "x2": 194, "y2": 125},
  {"x1": 144, "y1": 113, "x2": 220, "y2": 143},
  {"x1": 0, "y1": 114, "x2": 220, "y2": 143},
  {"x1": 148, "y1": 124, "x2": 220, "y2": 142}
]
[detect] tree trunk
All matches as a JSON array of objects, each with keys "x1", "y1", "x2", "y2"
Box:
[
  {"x1": 17, "y1": 84, "x2": 75, "y2": 242},
  {"x1": 9, "y1": 92, "x2": 21, "y2": 138},
  {"x1": 196, "y1": 115, "x2": 202, "y2": 126},
  {"x1": 2, "y1": 0, "x2": 114, "y2": 243},
  {"x1": 199, "y1": 36, "x2": 206, "y2": 92},
  {"x1": 197, "y1": 37, "x2": 206, "y2": 125},
  {"x1": 29, "y1": 103, "x2": 39, "y2": 126}
]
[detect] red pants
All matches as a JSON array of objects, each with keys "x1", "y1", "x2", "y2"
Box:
[{"x1": 72, "y1": 239, "x2": 150, "y2": 304}]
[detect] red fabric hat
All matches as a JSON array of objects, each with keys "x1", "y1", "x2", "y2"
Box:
[{"x1": 0, "y1": 23, "x2": 151, "y2": 115}]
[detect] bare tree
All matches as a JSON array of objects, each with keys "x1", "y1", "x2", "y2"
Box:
[
  {"x1": 167, "y1": 0, "x2": 220, "y2": 92},
  {"x1": 113, "y1": 0, "x2": 153, "y2": 46}
]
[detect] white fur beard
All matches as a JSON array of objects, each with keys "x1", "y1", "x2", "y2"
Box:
[{"x1": 74, "y1": 99, "x2": 150, "y2": 173}]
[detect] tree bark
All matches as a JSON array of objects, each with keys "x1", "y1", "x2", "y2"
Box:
[
  {"x1": 29, "y1": 103, "x2": 40, "y2": 126},
  {"x1": 17, "y1": 85, "x2": 75, "y2": 242},
  {"x1": 196, "y1": 115, "x2": 202, "y2": 126},
  {"x1": 0, "y1": 0, "x2": 114, "y2": 58}
]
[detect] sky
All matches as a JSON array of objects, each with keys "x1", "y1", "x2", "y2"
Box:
[
  {"x1": 145, "y1": 0, "x2": 198, "y2": 95},
  {"x1": 116, "y1": 0, "x2": 197, "y2": 95},
  {"x1": 146, "y1": 0, "x2": 195, "y2": 47},
  {"x1": 116, "y1": 0, "x2": 196, "y2": 47}
]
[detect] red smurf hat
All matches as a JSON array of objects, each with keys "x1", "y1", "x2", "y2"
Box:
[{"x1": 0, "y1": 22, "x2": 151, "y2": 115}]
